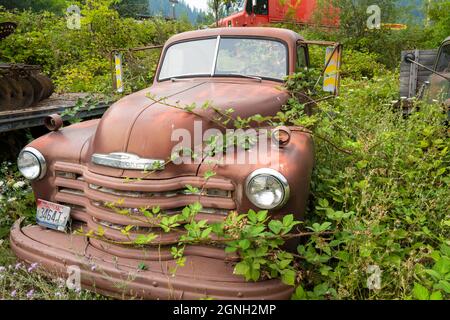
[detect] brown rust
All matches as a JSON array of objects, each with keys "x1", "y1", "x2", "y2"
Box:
[{"x1": 44, "y1": 113, "x2": 63, "y2": 131}]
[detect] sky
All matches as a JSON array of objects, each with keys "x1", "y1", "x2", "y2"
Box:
[{"x1": 186, "y1": 0, "x2": 208, "y2": 11}]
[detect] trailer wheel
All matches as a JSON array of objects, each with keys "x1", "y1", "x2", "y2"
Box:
[
  {"x1": 0, "y1": 77, "x2": 13, "y2": 111},
  {"x1": 27, "y1": 74, "x2": 45, "y2": 103},
  {"x1": 16, "y1": 77, "x2": 35, "y2": 109},
  {"x1": 33, "y1": 73, "x2": 54, "y2": 100},
  {"x1": 3, "y1": 77, "x2": 27, "y2": 110}
]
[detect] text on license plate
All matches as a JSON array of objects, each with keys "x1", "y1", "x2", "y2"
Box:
[{"x1": 36, "y1": 199, "x2": 71, "y2": 232}]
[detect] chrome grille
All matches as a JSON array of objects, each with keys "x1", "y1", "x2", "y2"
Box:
[{"x1": 52, "y1": 162, "x2": 236, "y2": 243}]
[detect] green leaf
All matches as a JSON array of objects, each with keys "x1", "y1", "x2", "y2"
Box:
[
  {"x1": 247, "y1": 210, "x2": 257, "y2": 223},
  {"x1": 137, "y1": 262, "x2": 148, "y2": 271},
  {"x1": 256, "y1": 210, "x2": 268, "y2": 222},
  {"x1": 413, "y1": 283, "x2": 429, "y2": 300},
  {"x1": 430, "y1": 291, "x2": 443, "y2": 300},
  {"x1": 225, "y1": 246, "x2": 237, "y2": 253},
  {"x1": 433, "y1": 257, "x2": 450, "y2": 275},
  {"x1": 185, "y1": 184, "x2": 199, "y2": 194},
  {"x1": 250, "y1": 268, "x2": 260, "y2": 281},
  {"x1": 435, "y1": 280, "x2": 450, "y2": 294},
  {"x1": 356, "y1": 160, "x2": 368, "y2": 169},
  {"x1": 292, "y1": 285, "x2": 307, "y2": 300},
  {"x1": 96, "y1": 226, "x2": 105, "y2": 237},
  {"x1": 239, "y1": 239, "x2": 251, "y2": 250},
  {"x1": 203, "y1": 170, "x2": 216, "y2": 180},
  {"x1": 268, "y1": 220, "x2": 283, "y2": 234},
  {"x1": 279, "y1": 259, "x2": 292, "y2": 269},
  {"x1": 281, "y1": 269, "x2": 296, "y2": 286},
  {"x1": 201, "y1": 228, "x2": 212, "y2": 239},
  {"x1": 152, "y1": 206, "x2": 160, "y2": 214},
  {"x1": 234, "y1": 261, "x2": 249, "y2": 276},
  {"x1": 283, "y1": 214, "x2": 294, "y2": 227},
  {"x1": 134, "y1": 233, "x2": 157, "y2": 245}
]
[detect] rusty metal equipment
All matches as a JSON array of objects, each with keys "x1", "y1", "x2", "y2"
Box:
[{"x1": 0, "y1": 22, "x2": 54, "y2": 112}]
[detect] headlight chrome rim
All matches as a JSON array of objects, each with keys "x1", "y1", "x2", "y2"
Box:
[
  {"x1": 245, "y1": 168, "x2": 290, "y2": 210},
  {"x1": 17, "y1": 147, "x2": 47, "y2": 180}
]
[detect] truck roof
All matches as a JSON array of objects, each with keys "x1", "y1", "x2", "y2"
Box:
[
  {"x1": 444, "y1": 36, "x2": 450, "y2": 44},
  {"x1": 165, "y1": 27, "x2": 304, "y2": 46}
]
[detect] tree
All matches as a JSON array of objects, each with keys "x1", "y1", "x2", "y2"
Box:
[
  {"x1": 425, "y1": 0, "x2": 450, "y2": 45},
  {"x1": 114, "y1": 0, "x2": 149, "y2": 18},
  {"x1": 207, "y1": 0, "x2": 236, "y2": 26},
  {"x1": 0, "y1": 0, "x2": 68, "y2": 14}
]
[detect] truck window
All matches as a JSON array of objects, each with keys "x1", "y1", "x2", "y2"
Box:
[
  {"x1": 296, "y1": 46, "x2": 308, "y2": 70},
  {"x1": 244, "y1": 0, "x2": 268, "y2": 15},
  {"x1": 245, "y1": 0, "x2": 252, "y2": 14},
  {"x1": 159, "y1": 37, "x2": 288, "y2": 81},
  {"x1": 254, "y1": 0, "x2": 269, "y2": 15},
  {"x1": 436, "y1": 44, "x2": 450, "y2": 73},
  {"x1": 159, "y1": 39, "x2": 217, "y2": 80},
  {"x1": 215, "y1": 38, "x2": 287, "y2": 80}
]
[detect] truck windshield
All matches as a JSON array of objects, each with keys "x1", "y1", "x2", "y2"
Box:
[
  {"x1": 159, "y1": 37, "x2": 287, "y2": 81},
  {"x1": 228, "y1": 0, "x2": 245, "y2": 14},
  {"x1": 429, "y1": 44, "x2": 450, "y2": 102}
]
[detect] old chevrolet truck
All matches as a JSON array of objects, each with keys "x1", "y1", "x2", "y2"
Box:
[{"x1": 10, "y1": 27, "x2": 340, "y2": 299}]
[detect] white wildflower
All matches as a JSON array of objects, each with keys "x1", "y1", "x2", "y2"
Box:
[{"x1": 13, "y1": 181, "x2": 26, "y2": 189}]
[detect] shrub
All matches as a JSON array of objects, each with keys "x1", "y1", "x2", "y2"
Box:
[
  {"x1": 291, "y1": 72, "x2": 449, "y2": 299},
  {"x1": 0, "y1": 4, "x2": 192, "y2": 93}
]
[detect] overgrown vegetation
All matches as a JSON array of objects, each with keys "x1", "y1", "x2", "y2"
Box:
[
  {"x1": 0, "y1": 1, "x2": 192, "y2": 93},
  {"x1": 0, "y1": 0, "x2": 449, "y2": 300}
]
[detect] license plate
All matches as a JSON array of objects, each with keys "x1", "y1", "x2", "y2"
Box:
[{"x1": 36, "y1": 199, "x2": 71, "y2": 232}]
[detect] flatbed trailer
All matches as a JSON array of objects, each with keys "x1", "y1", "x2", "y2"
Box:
[{"x1": 0, "y1": 93, "x2": 112, "y2": 133}]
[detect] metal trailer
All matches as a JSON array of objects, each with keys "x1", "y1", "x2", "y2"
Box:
[{"x1": 0, "y1": 93, "x2": 111, "y2": 134}]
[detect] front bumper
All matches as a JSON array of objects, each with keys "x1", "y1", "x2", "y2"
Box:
[{"x1": 10, "y1": 219, "x2": 293, "y2": 300}]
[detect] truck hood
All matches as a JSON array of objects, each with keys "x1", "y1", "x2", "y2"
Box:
[{"x1": 86, "y1": 79, "x2": 289, "y2": 178}]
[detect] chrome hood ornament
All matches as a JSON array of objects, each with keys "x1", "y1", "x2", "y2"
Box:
[{"x1": 91, "y1": 152, "x2": 165, "y2": 171}]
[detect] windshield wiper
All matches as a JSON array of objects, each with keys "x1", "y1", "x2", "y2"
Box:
[
  {"x1": 224, "y1": 74, "x2": 262, "y2": 82},
  {"x1": 170, "y1": 77, "x2": 194, "y2": 82}
]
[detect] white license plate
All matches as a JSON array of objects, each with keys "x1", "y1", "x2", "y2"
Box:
[{"x1": 36, "y1": 199, "x2": 71, "y2": 232}]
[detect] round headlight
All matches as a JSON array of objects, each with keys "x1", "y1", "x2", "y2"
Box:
[
  {"x1": 17, "y1": 147, "x2": 46, "y2": 180},
  {"x1": 245, "y1": 168, "x2": 290, "y2": 210}
]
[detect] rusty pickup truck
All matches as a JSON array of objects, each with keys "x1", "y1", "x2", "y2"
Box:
[{"x1": 10, "y1": 27, "x2": 340, "y2": 300}]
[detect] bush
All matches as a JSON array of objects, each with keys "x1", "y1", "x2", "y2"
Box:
[{"x1": 290, "y1": 71, "x2": 449, "y2": 300}]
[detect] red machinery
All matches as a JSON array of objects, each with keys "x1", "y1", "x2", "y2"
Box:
[{"x1": 219, "y1": 0, "x2": 339, "y2": 28}]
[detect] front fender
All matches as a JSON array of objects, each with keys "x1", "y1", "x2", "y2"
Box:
[
  {"x1": 197, "y1": 127, "x2": 314, "y2": 220},
  {"x1": 24, "y1": 119, "x2": 99, "y2": 201}
]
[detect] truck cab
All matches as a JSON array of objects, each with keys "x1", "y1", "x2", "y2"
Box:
[{"x1": 219, "y1": 0, "x2": 338, "y2": 28}]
